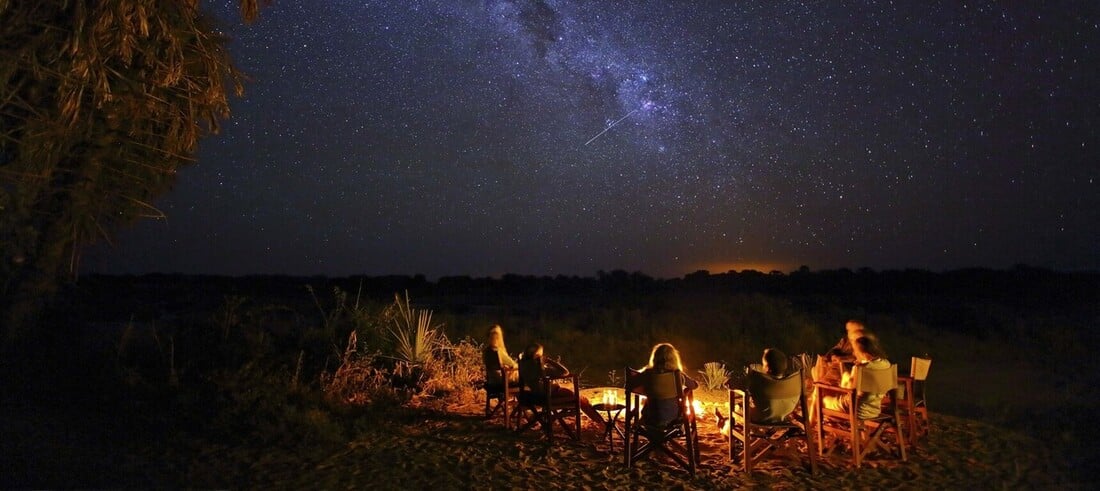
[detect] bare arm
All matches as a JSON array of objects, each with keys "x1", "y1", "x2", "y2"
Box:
[
  {"x1": 683, "y1": 373, "x2": 700, "y2": 390},
  {"x1": 544, "y1": 357, "x2": 569, "y2": 377}
]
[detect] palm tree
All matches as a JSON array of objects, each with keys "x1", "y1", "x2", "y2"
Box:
[{"x1": 0, "y1": 0, "x2": 268, "y2": 344}]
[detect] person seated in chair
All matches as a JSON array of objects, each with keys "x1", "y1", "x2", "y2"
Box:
[
  {"x1": 819, "y1": 320, "x2": 877, "y2": 383},
  {"x1": 628, "y1": 343, "x2": 699, "y2": 427},
  {"x1": 825, "y1": 320, "x2": 871, "y2": 363},
  {"x1": 518, "y1": 343, "x2": 605, "y2": 426},
  {"x1": 744, "y1": 348, "x2": 799, "y2": 423},
  {"x1": 484, "y1": 324, "x2": 519, "y2": 386},
  {"x1": 821, "y1": 336, "x2": 891, "y2": 419}
]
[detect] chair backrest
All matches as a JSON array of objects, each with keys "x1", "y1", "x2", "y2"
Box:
[
  {"x1": 910, "y1": 357, "x2": 931, "y2": 381},
  {"x1": 645, "y1": 370, "x2": 684, "y2": 401},
  {"x1": 483, "y1": 347, "x2": 503, "y2": 374},
  {"x1": 518, "y1": 355, "x2": 540, "y2": 391},
  {"x1": 484, "y1": 347, "x2": 516, "y2": 394},
  {"x1": 625, "y1": 368, "x2": 692, "y2": 424},
  {"x1": 747, "y1": 369, "x2": 802, "y2": 401},
  {"x1": 855, "y1": 362, "x2": 897, "y2": 394}
]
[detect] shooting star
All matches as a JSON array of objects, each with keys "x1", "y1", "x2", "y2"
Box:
[{"x1": 585, "y1": 108, "x2": 639, "y2": 146}]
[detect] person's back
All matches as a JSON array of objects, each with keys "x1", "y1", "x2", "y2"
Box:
[
  {"x1": 636, "y1": 369, "x2": 685, "y2": 427},
  {"x1": 485, "y1": 325, "x2": 519, "y2": 386},
  {"x1": 821, "y1": 336, "x2": 891, "y2": 419},
  {"x1": 629, "y1": 343, "x2": 698, "y2": 427},
  {"x1": 518, "y1": 353, "x2": 544, "y2": 394},
  {"x1": 483, "y1": 346, "x2": 514, "y2": 387},
  {"x1": 854, "y1": 357, "x2": 891, "y2": 419},
  {"x1": 746, "y1": 348, "x2": 799, "y2": 423},
  {"x1": 746, "y1": 369, "x2": 799, "y2": 423}
]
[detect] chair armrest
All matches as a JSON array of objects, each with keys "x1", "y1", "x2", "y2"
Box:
[
  {"x1": 729, "y1": 389, "x2": 747, "y2": 419},
  {"x1": 813, "y1": 381, "x2": 854, "y2": 397},
  {"x1": 813, "y1": 381, "x2": 844, "y2": 389},
  {"x1": 544, "y1": 374, "x2": 578, "y2": 385}
]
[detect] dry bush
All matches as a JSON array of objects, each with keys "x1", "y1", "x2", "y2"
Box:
[
  {"x1": 420, "y1": 336, "x2": 482, "y2": 403},
  {"x1": 321, "y1": 331, "x2": 398, "y2": 408}
]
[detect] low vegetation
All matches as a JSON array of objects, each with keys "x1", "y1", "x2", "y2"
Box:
[{"x1": 2, "y1": 268, "x2": 1096, "y2": 486}]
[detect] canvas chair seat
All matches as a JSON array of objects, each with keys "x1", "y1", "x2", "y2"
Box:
[
  {"x1": 813, "y1": 362, "x2": 907, "y2": 468},
  {"x1": 624, "y1": 368, "x2": 699, "y2": 475},
  {"x1": 728, "y1": 365, "x2": 817, "y2": 474}
]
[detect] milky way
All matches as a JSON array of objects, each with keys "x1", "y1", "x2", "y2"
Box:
[{"x1": 87, "y1": 1, "x2": 1100, "y2": 278}]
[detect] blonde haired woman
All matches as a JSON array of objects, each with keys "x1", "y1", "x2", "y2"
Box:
[
  {"x1": 647, "y1": 343, "x2": 688, "y2": 372},
  {"x1": 629, "y1": 342, "x2": 699, "y2": 426},
  {"x1": 485, "y1": 324, "x2": 519, "y2": 385}
]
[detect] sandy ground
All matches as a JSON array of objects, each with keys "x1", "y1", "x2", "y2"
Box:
[
  {"x1": 176, "y1": 400, "x2": 1078, "y2": 489},
  {"x1": 3, "y1": 371, "x2": 1091, "y2": 489},
  {"x1": 2, "y1": 388, "x2": 1087, "y2": 489}
]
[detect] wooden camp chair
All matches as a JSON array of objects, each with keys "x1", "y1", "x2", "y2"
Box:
[
  {"x1": 728, "y1": 366, "x2": 817, "y2": 474},
  {"x1": 814, "y1": 362, "x2": 907, "y2": 468},
  {"x1": 624, "y1": 368, "x2": 699, "y2": 475},
  {"x1": 897, "y1": 356, "x2": 932, "y2": 445},
  {"x1": 514, "y1": 355, "x2": 581, "y2": 442},
  {"x1": 482, "y1": 347, "x2": 519, "y2": 429}
]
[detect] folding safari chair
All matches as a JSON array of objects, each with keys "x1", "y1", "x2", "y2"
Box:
[
  {"x1": 624, "y1": 368, "x2": 699, "y2": 475},
  {"x1": 482, "y1": 348, "x2": 519, "y2": 429},
  {"x1": 814, "y1": 362, "x2": 907, "y2": 468},
  {"x1": 514, "y1": 356, "x2": 581, "y2": 442},
  {"x1": 897, "y1": 356, "x2": 932, "y2": 445},
  {"x1": 729, "y1": 367, "x2": 817, "y2": 474}
]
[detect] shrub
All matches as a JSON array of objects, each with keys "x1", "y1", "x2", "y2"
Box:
[
  {"x1": 321, "y1": 331, "x2": 399, "y2": 408},
  {"x1": 698, "y1": 361, "x2": 730, "y2": 390},
  {"x1": 421, "y1": 336, "x2": 482, "y2": 402},
  {"x1": 386, "y1": 291, "x2": 446, "y2": 366}
]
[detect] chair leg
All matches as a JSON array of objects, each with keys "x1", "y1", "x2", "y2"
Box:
[
  {"x1": 686, "y1": 428, "x2": 697, "y2": 475},
  {"x1": 545, "y1": 411, "x2": 553, "y2": 441},
  {"x1": 851, "y1": 423, "x2": 862, "y2": 468},
  {"x1": 896, "y1": 418, "x2": 908, "y2": 462},
  {"x1": 805, "y1": 430, "x2": 818, "y2": 475},
  {"x1": 907, "y1": 407, "x2": 916, "y2": 446}
]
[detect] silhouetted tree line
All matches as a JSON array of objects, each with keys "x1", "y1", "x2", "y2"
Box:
[{"x1": 59, "y1": 266, "x2": 1098, "y2": 339}]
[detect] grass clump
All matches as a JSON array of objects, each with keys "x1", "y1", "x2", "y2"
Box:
[{"x1": 698, "y1": 361, "x2": 730, "y2": 390}]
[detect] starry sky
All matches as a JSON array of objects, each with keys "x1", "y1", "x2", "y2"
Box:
[{"x1": 86, "y1": 1, "x2": 1100, "y2": 279}]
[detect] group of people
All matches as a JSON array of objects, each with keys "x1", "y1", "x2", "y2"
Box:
[
  {"x1": 485, "y1": 324, "x2": 699, "y2": 429},
  {"x1": 485, "y1": 324, "x2": 607, "y2": 426},
  {"x1": 819, "y1": 320, "x2": 891, "y2": 419},
  {"x1": 483, "y1": 318, "x2": 891, "y2": 431}
]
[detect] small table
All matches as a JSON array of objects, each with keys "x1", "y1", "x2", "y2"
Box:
[{"x1": 592, "y1": 402, "x2": 627, "y2": 452}]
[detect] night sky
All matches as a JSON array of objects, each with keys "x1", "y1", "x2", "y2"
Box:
[{"x1": 86, "y1": 1, "x2": 1099, "y2": 279}]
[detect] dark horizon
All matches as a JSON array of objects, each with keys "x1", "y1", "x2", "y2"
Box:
[
  {"x1": 83, "y1": 263, "x2": 1100, "y2": 279},
  {"x1": 84, "y1": 1, "x2": 1099, "y2": 279}
]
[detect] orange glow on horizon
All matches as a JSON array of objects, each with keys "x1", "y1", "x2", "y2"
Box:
[{"x1": 686, "y1": 261, "x2": 798, "y2": 276}]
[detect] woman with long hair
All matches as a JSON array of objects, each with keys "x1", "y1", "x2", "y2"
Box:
[
  {"x1": 630, "y1": 342, "x2": 699, "y2": 426},
  {"x1": 484, "y1": 324, "x2": 519, "y2": 385}
]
